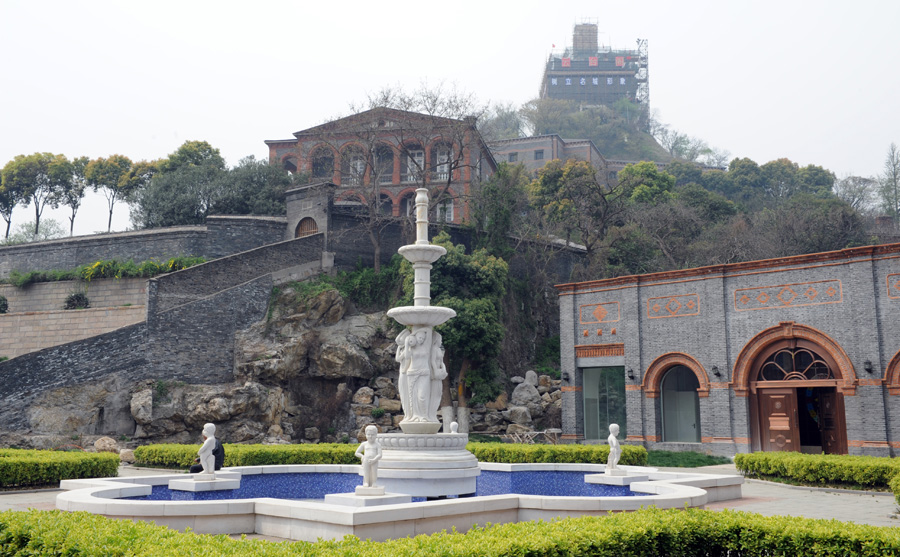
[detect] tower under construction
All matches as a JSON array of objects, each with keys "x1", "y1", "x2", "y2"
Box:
[{"x1": 540, "y1": 22, "x2": 648, "y2": 108}]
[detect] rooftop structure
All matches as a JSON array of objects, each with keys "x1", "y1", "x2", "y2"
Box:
[{"x1": 541, "y1": 22, "x2": 648, "y2": 108}]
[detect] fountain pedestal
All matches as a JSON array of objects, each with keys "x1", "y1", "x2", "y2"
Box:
[{"x1": 374, "y1": 432, "x2": 479, "y2": 497}]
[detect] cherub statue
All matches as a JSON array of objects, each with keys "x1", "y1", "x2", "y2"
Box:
[
  {"x1": 606, "y1": 423, "x2": 621, "y2": 472},
  {"x1": 355, "y1": 425, "x2": 383, "y2": 488}
]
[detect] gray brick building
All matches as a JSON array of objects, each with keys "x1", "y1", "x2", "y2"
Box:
[{"x1": 557, "y1": 243, "x2": 900, "y2": 457}]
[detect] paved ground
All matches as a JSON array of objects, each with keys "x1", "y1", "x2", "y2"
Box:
[{"x1": 1, "y1": 464, "x2": 897, "y2": 533}]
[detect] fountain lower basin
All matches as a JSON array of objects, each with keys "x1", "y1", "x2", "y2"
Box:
[{"x1": 57, "y1": 463, "x2": 743, "y2": 542}]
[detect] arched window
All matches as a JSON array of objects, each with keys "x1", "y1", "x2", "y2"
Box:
[
  {"x1": 283, "y1": 156, "x2": 298, "y2": 174},
  {"x1": 400, "y1": 194, "x2": 416, "y2": 216},
  {"x1": 295, "y1": 217, "x2": 318, "y2": 238},
  {"x1": 435, "y1": 198, "x2": 454, "y2": 223},
  {"x1": 341, "y1": 146, "x2": 366, "y2": 186},
  {"x1": 402, "y1": 145, "x2": 424, "y2": 183},
  {"x1": 375, "y1": 144, "x2": 394, "y2": 184},
  {"x1": 661, "y1": 365, "x2": 700, "y2": 442},
  {"x1": 757, "y1": 347, "x2": 834, "y2": 382},
  {"x1": 311, "y1": 148, "x2": 334, "y2": 180},
  {"x1": 431, "y1": 143, "x2": 452, "y2": 181},
  {"x1": 379, "y1": 194, "x2": 393, "y2": 216}
]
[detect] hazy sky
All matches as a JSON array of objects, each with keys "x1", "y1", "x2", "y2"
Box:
[{"x1": 2, "y1": 0, "x2": 898, "y2": 236}]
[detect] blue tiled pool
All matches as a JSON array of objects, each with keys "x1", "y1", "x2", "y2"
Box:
[{"x1": 121, "y1": 471, "x2": 646, "y2": 501}]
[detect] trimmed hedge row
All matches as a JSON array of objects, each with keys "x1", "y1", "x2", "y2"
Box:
[
  {"x1": 469, "y1": 442, "x2": 648, "y2": 466},
  {"x1": 133, "y1": 442, "x2": 649, "y2": 469},
  {"x1": 0, "y1": 449, "x2": 119, "y2": 488},
  {"x1": 133, "y1": 443, "x2": 360, "y2": 468},
  {"x1": 734, "y1": 451, "x2": 900, "y2": 489},
  {"x1": 3, "y1": 507, "x2": 900, "y2": 555},
  {"x1": 734, "y1": 451, "x2": 900, "y2": 504}
]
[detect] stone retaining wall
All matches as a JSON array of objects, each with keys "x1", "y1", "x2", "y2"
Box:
[
  {"x1": 0, "y1": 278, "x2": 147, "y2": 313},
  {"x1": 0, "y1": 306, "x2": 147, "y2": 360}
]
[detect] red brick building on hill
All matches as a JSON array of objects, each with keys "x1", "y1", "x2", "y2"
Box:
[{"x1": 265, "y1": 107, "x2": 496, "y2": 227}]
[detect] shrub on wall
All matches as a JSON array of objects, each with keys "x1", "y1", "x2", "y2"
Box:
[
  {"x1": 2, "y1": 257, "x2": 206, "y2": 287},
  {"x1": 63, "y1": 292, "x2": 90, "y2": 310},
  {"x1": 0, "y1": 294, "x2": 7, "y2": 313}
]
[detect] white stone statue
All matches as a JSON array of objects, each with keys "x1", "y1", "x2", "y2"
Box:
[
  {"x1": 355, "y1": 425, "x2": 383, "y2": 488},
  {"x1": 606, "y1": 423, "x2": 621, "y2": 472},
  {"x1": 396, "y1": 327, "x2": 436, "y2": 423},
  {"x1": 197, "y1": 423, "x2": 217, "y2": 476},
  {"x1": 428, "y1": 331, "x2": 448, "y2": 423}
]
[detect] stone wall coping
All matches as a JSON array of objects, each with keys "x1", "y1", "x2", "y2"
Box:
[
  {"x1": 0, "y1": 305, "x2": 146, "y2": 317},
  {"x1": 0, "y1": 226, "x2": 206, "y2": 254}
]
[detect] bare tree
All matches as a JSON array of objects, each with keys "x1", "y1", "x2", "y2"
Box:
[
  {"x1": 878, "y1": 142, "x2": 900, "y2": 220},
  {"x1": 306, "y1": 84, "x2": 490, "y2": 271},
  {"x1": 833, "y1": 174, "x2": 877, "y2": 213}
]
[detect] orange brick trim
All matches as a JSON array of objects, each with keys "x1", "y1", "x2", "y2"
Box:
[
  {"x1": 734, "y1": 280, "x2": 842, "y2": 312},
  {"x1": 642, "y1": 352, "x2": 710, "y2": 399},
  {"x1": 626, "y1": 435, "x2": 660, "y2": 442},
  {"x1": 560, "y1": 386, "x2": 583, "y2": 392},
  {"x1": 624, "y1": 385, "x2": 642, "y2": 391},
  {"x1": 575, "y1": 343, "x2": 625, "y2": 358},
  {"x1": 710, "y1": 382, "x2": 730, "y2": 389},
  {"x1": 733, "y1": 437, "x2": 750, "y2": 445},
  {"x1": 731, "y1": 322, "x2": 858, "y2": 396},
  {"x1": 858, "y1": 378, "x2": 884, "y2": 387},
  {"x1": 579, "y1": 302, "x2": 620, "y2": 324},
  {"x1": 888, "y1": 273, "x2": 900, "y2": 299},
  {"x1": 647, "y1": 293, "x2": 700, "y2": 319},
  {"x1": 848, "y1": 440, "x2": 890, "y2": 448},
  {"x1": 886, "y1": 350, "x2": 900, "y2": 395},
  {"x1": 555, "y1": 243, "x2": 900, "y2": 295}
]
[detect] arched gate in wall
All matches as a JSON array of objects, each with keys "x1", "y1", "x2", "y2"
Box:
[{"x1": 734, "y1": 322, "x2": 855, "y2": 454}]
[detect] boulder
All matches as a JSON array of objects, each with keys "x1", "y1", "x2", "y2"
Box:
[
  {"x1": 511, "y1": 382, "x2": 541, "y2": 407},
  {"x1": 94, "y1": 437, "x2": 118, "y2": 453},
  {"x1": 353, "y1": 387, "x2": 375, "y2": 404},
  {"x1": 485, "y1": 391, "x2": 508, "y2": 410},
  {"x1": 538, "y1": 374, "x2": 553, "y2": 388},
  {"x1": 377, "y1": 398, "x2": 402, "y2": 413},
  {"x1": 304, "y1": 427, "x2": 321, "y2": 441},
  {"x1": 505, "y1": 406, "x2": 532, "y2": 425},
  {"x1": 524, "y1": 370, "x2": 539, "y2": 386},
  {"x1": 506, "y1": 423, "x2": 534, "y2": 435},
  {"x1": 119, "y1": 448, "x2": 135, "y2": 463},
  {"x1": 130, "y1": 389, "x2": 153, "y2": 425},
  {"x1": 511, "y1": 376, "x2": 525, "y2": 384}
]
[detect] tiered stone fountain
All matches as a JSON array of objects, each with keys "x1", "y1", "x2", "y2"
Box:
[{"x1": 374, "y1": 188, "x2": 480, "y2": 498}]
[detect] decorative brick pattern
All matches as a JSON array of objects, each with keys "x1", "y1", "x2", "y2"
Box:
[
  {"x1": 579, "y1": 302, "x2": 620, "y2": 324},
  {"x1": 734, "y1": 280, "x2": 841, "y2": 311},
  {"x1": 647, "y1": 293, "x2": 699, "y2": 319},
  {"x1": 575, "y1": 343, "x2": 624, "y2": 357},
  {"x1": 888, "y1": 273, "x2": 900, "y2": 299}
]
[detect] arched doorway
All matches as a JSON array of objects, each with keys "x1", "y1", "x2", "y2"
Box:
[
  {"x1": 661, "y1": 365, "x2": 701, "y2": 442},
  {"x1": 295, "y1": 217, "x2": 318, "y2": 238},
  {"x1": 738, "y1": 323, "x2": 850, "y2": 454}
]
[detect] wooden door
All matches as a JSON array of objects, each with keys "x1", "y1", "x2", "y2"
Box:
[
  {"x1": 819, "y1": 389, "x2": 848, "y2": 454},
  {"x1": 759, "y1": 388, "x2": 800, "y2": 452}
]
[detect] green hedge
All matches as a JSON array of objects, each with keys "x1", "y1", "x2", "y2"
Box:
[
  {"x1": 734, "y1": 452, "x2": 900, "y2": 489},
  {"x1": 0, "y1": 449, "x2": 119, "y2": 488},
  {"x1": 133, "y1": 443, "x2": 360, "y2": 468},
  {"x1": 133, "y1": 442, "x2": 648, "y2": 469},
  {"x1": 469, "y1": 442, "x2": 648, "y2": 466},
  {"x1": 2, "y1": 508, "x2": 900, "y2": 556}
]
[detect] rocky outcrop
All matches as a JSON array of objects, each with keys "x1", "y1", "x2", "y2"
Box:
[{"x1": 4, "y1": 287, "x2": 562, "y2": 449}]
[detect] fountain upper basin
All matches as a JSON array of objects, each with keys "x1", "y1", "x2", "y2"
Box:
[{"x1": 387, "y1": 306, "x2": 456, "y2": 327}]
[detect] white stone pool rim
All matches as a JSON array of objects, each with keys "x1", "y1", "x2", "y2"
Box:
[{"x1": 57, "y1": 463, "x2": 743, "y2": 542}]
